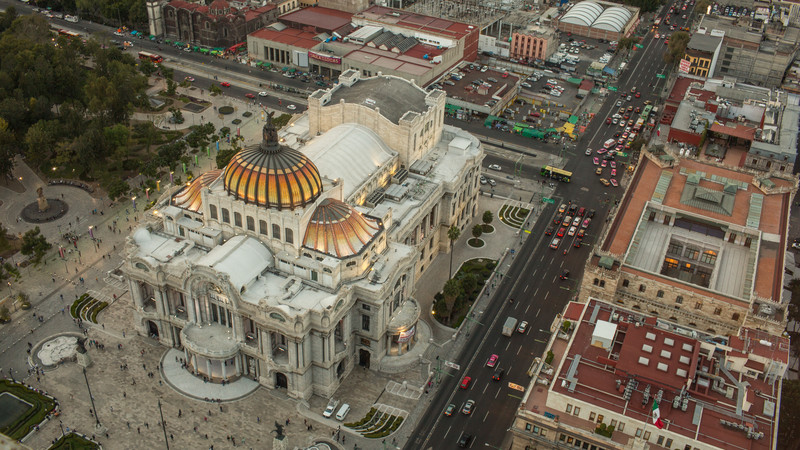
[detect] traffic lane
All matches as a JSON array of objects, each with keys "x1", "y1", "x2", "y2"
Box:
[{"x1": 409, "y1": 201, "x2": 561, "y2": 448}]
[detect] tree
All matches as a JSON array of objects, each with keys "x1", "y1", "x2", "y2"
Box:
[
  {"x1": 24, "y1": 120, "x2": 60, "y2": 170},
  {"x1": 482, "y1": 211, "x2": 493, "y2": 227},
  {"x1": 216, "y1": 148, "x2": 237, "y2": 169},
  {"x1": 107, "y1": 179, "x2": 130, "y2": 201},
  {"x1": 442, "y1": 278, "x2": 462, "y2": 321},
  {"x1": 20, "y1": 226, "x2": 51, "y2": 266},
  {"x1": 694, "y1": 0, "x2": 712, "y2": 14},
  {"x1": 460, "y1": 273, "x2": 477, "y2": 297},
  {"x1": 138, "y1": 59, "x2": 157, "y2": 77},
  {"x1": 471, "y1": 224, "x2": 483, "y2": 242},
  {"x1": 663, "y1": 31, "x2": 691, "y2": 65},
  {"x1": 447, "y1": 225, "x2": 461, "y2": 279},
  {"x1": 779, "y1": 380, "x2": 800, "y2": 445},
  {"x1": 0, "y1": 260, "x2": 20, "y2": 293},
  {"x1": 169, "y1": 107, "x2": 184, "y2": 124},
  {"x1": 0, "y1": 118, "x2": 16, "y2": 181}
]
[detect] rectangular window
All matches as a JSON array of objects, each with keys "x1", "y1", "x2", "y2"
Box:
[
  {"x1": 714, "y1": 307, "x2": 722, "y2": 315},
  {"x1": 246, "y1": 216, "x2": 255, "y2": 231},
  {"x1": 636, "y1": 428, "x2": 643, "y2": 438},
  {"x1": 573, "y1": 407, "x2": 580, "y2": 416},
  {"x1": 639, "y1": 284, "x2": 646, "y2": 292},
  {"x1": 285, "y1": 228, "x2": 293, "y2": 244},
  {"x1": 617, "y1": 422, "x2": 624, "y2": 432},
  {"x1": 566, "y1": 404, "x2": 573, "y2": 414},
  {"x1": 222, "y1": 208, "x2": 230, "y2": 223},
  {"x1": 657, "y1": 290, "x2": 664, "y2": 298},
  {"x1": 311, "y1": 270, "x2": 318, "y2": 282},
  {"x1": 362, "y1": 304, "x2": 371, "y2": 311},
  {"x1": 272, "y1": 224, "x2": 281, "y2": 239},
  {"x1": 259, "y1": 220, "x2": 267, "y2": 235},
  {"x1": 234, "y1": 212, "x2": 242, "y2": 227},
  {"x1": 665, "y1": 438, "x2": 673, "y2": 447},
  {"x1": 676, "y1": 296, "x2": 683, "y2": 304},
  {"x1": 525, "y1": 423, "x2": 532, "y2": 431},
  {"x1": 643, "y1": 431, "x2": 651, "y2": 440},
  {"x1": 589, "y1": 412, "x2": 596, "y2": 421},
  {"x1": 657, "y1": 436, "x2": 664, "y2": 445},
  {"x1": 695, "y1": 301, "x2": 703, "y2": 310},
  {"x1": 210, "y1": 205, "x2": 218, "y2": 220},
  {"x1": 361, "y1": 314, "x2": 370, "y2": 331}
]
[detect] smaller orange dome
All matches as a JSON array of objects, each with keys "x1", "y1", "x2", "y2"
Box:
[{"x1": 303, "y1": 199, "x2": 382, "y2": 258}]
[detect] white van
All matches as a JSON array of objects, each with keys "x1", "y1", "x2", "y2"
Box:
[{"x1": 336, "y1": 403, "x2": 351, "y2": 421}]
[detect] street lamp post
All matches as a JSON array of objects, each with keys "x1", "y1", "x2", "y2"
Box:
[
  {"x1": 82, "y1": 367, "x2": 101, "y2": 427},
  {"x1": 158, "y1": 399, "x2": 170, "y2": 450}
]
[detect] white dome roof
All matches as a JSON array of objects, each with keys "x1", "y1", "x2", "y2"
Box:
[
  {"x1": 560, "y1": 1, "x2": 603, "y2": 26},
  {"x1": 593, "y1": 6, "x2": 633, "y2": 32}
]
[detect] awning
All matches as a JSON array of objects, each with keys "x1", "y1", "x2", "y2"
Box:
[{"x1": 445, "y1": 104, "x2": 460, "y2": 112}]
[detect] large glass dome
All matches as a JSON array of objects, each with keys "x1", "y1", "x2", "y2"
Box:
[{"x1": 223, "y1": 114, "x2": 323, "y2": 210}]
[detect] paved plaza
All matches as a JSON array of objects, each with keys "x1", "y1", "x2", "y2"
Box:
[{"x1": 0, "y1": 81, "x2": 559, "y2": 450}]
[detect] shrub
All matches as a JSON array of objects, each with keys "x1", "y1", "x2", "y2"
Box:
[
  {"x1": 242, "y1": 111, "x2": 253, "y2": 117},
  {"x1": 231, "y1": 119, "x2": 242, "y2": 125},
  {"x1": 218, "y1": 106, "x2": 234, "y2": 115},
  {"x1": 545, "y1": 350, "x2": 554, "y2": 365}
]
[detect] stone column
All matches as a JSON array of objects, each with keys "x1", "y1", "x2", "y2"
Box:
[
  {"x1": 186, "y1": 293, "x2": 196, "y2": 323},
  {"x1": 156, "y1": 288, "x2": 168, "y2": 316},
  {"x1": 222, "y1": 360, "x2": 227, "y2": 380},
  {"x1": 191, "y1": 354, "x2": 198, "y2": 373},
  {"x1": 206, "y1": 359, "x2": 212, "y2": 378},
  {"x1": 130, "y1": 280, "x2": 144, "y2": 309},
  {"x1": 184, "y1": 348, "x2": 189, "y2": 363},
  {"x1": 235, "y1": 355, "x2": 241, "y2": 375}
]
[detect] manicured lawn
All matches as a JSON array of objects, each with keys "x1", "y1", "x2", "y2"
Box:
[
  {"x1": 0, "y1": 380, "x2": 57, "y2": 440},
  {"x1": 49, "y1": 432, "x2": 99, "y2": 449}
]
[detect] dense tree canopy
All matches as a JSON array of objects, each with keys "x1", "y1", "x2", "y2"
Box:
[
  {"x1": 0, "y1": 11, "x2": 149, "y2": 183},
  {"x1": 663, "y1": 31, "x2": 691, "y2": 65}
]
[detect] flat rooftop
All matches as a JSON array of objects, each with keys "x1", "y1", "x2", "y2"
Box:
[
  {"x1": 279, "y1": 7, "x2": 353, "y2": 33},
  {"x1": 524, "y1": 299, "x2": 784, "y2": 450},
  {"x1": 249, "y1": 27, "x2": 321, "y2": 50},
  {"x1": 353, "y1": 5, "x2": 474, "y2": 40},
  {"x1": 327, "y1": 75, "x2": 430, "y2": 124},
  {"x1": 602, "y1": 156, "x2": 792, "y2": 303},
  {"x1": 436, "y1": 67, "x2": 519, "y2": 105}
]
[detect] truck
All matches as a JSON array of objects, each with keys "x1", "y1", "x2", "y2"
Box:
[
  {"x1": 502, "y1": 317, "x2": 518, "y2": 336},
  {"x1": 603, "y1": 138, "x2": 616, "y2": 149}
]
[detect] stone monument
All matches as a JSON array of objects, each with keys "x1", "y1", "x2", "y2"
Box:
[
  {"x1": 272, "y1": 421, "x2": 288, "y2": 450},
  {"x1": 36, "y1": 187, "x2": 48, "y2": 212},
  {"x1": 75, "y1": 337, "x2": 92, "y2": 368}
]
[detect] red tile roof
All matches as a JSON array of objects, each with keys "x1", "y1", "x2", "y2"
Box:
[
  {"x1": 354, "y1": 6, "x2": 473, "y2": 40},
  {"x1": 249, "y1": 27, "x2": 321, "y2": 49},
  {"x1": 279, "y1": 7, "x2": 353, "y2": 32},
  {"x1": 709, "y1": 122, "x2": 757, "y2": 141},
  {"x1": 537, "y1": 299, "x2": 782, "y2": 450}
]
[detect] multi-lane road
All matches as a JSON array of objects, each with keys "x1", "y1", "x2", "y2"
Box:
[{"x1": 406, "y1": 3, "x2": 693, "y2": 449}]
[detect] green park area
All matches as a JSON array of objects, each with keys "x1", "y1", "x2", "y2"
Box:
[
  {"x1": 0, "y1": 379, "x2": 57, "y2": 441},
  {"x1": 432, "y1": 258, "x2": 497, "y2": 327},
  {"x1": 48, "y1": 432, "x2": 100, "y2": 450}
]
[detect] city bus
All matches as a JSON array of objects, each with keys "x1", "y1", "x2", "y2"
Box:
[
  {"x1": 138, "y1": 51, "x2": 164, "y2": 64},
  {"x1": 640, "y1": 104, "x2": 653, "y2": 120},
  {"x1": 541, "y1": 166, "x2": 573, "y2": 183},
  {"x1": 58, "y1": 29, "x2": 80, "y2": 39}
]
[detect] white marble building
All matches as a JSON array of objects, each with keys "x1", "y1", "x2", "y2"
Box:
[{"x1": 122, "y1": 71, "x2": 484, "y2": 400}]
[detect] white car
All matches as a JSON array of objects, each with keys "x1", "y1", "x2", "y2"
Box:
[
  {"x1": 258, "y1": 91, "x2": 269, "y2": 97},
  {"x1": 488, "y1": 164, "x2": 502, "y2": 171},
  {"x1": 114, "y1": 31, "x2": 124, "y2": 37},
  {"x1": 585, "y1": 148, "x2": 593, "y2": 155},
  {"x1": 287, "y1": 104, "x2": 297, "y2": 110}
]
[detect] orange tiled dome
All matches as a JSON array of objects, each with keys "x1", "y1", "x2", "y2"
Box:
[
  {"x1": 303, "y1": 198, "x2": 382, "y2": 258},
  {"x1": 223, "y1": 115, "x2": 322, "y2": 210},
  {"x1": 173, "y1": 169, "x2": 222, "y2": 212}
]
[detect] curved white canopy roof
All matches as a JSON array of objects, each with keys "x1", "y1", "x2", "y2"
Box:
[
  {"x1": 594, "y1": 6, "x2": 633, "y2": 32},
  {"x1": 560, "y1": 1, "x2": 603, "y2": 27},
  {"x1": 302, "y1": 123, "x2": 397, "y2": 200}
]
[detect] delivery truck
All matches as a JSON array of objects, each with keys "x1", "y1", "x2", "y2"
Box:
[{"x1": 502, "y1": 317, "x2": 518, "y2": 336}]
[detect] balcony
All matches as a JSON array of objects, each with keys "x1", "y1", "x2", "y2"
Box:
[{"x1": 243, "y1": 332, "x2": 258, "y2": 348}]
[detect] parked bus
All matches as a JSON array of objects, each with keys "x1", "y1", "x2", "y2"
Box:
[
  {"x1": 138, "y1": 51, "x2": 164, "y2": 64},
  {"x1": 58, "y1": 29, "x2": 80, "y2": 39},
  {"x1": 541, "y1": 166, "x2": 572, "y2": 183}
]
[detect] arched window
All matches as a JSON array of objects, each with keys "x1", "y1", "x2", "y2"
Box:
[
  {"x1": 285, "y1": 228, "x2": 293, "y2": 244},
  {"x1": 272, "y1": 224, "x2": 281, "y2": 239},
  {"x1": 234, "y1": 212, "x2": 242, "y2": 227},
  {"x1": 246, "y1": 216, "x2": 255, "y2": 231},
  {"x1": 259, "y1": 220, "x2": 267, "y2": 235},
  {"x1": 222, "y1": 208, "x2": 230, "y2": 223}
]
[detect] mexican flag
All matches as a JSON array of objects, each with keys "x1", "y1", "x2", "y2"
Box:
[{"x1": 652, "y1": 401, "x2": 664, "y2": 429}]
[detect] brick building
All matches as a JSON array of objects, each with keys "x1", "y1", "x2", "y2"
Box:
[
  {"x1": 161, "y1": 0, "x2": 281, "y2": 48},
  {"x1": 578, "y1": 151, "x2": 795, "y2": 338}
]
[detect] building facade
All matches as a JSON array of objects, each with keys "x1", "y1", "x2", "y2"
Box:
[
  {"x1": 510, "y1": 26, "x2": 556, "y2": 62},
  {"x1": 160, "y1": 0, "x2": 280, "y2": 48},
  {"x1": 122, "y1": 72, "x2": 483, "y2": 400},
  {"x1": 683, "y1": 33, "x2": 721, "y2": 78}
]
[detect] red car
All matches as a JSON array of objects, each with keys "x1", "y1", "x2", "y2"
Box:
[
  {"x1": 220, "y1": 82, "x2": 231, "y2": 87},
  {"x1": 635, "y1": 92, "x2": 641, "y2": 98},
  {"x1": 557, "y1": 227, "x2": 567, "y2": 237},
  {"x1": 460, "y1": 376, "x2": 472, "y2": 389},
  {"x1": 245, "y1": 93, "x2": 256, "y2": 99},
  {"x1": 606, "y1": 117, "x2": 612, "y2": 125}
]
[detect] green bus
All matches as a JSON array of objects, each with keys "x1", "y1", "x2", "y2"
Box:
[
  {"x1": 541, "y1": 166, "x2": 572, "y2": 183},
  {"x1": 640, "y1": 104, "x2": 653, "y2": 121}
]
